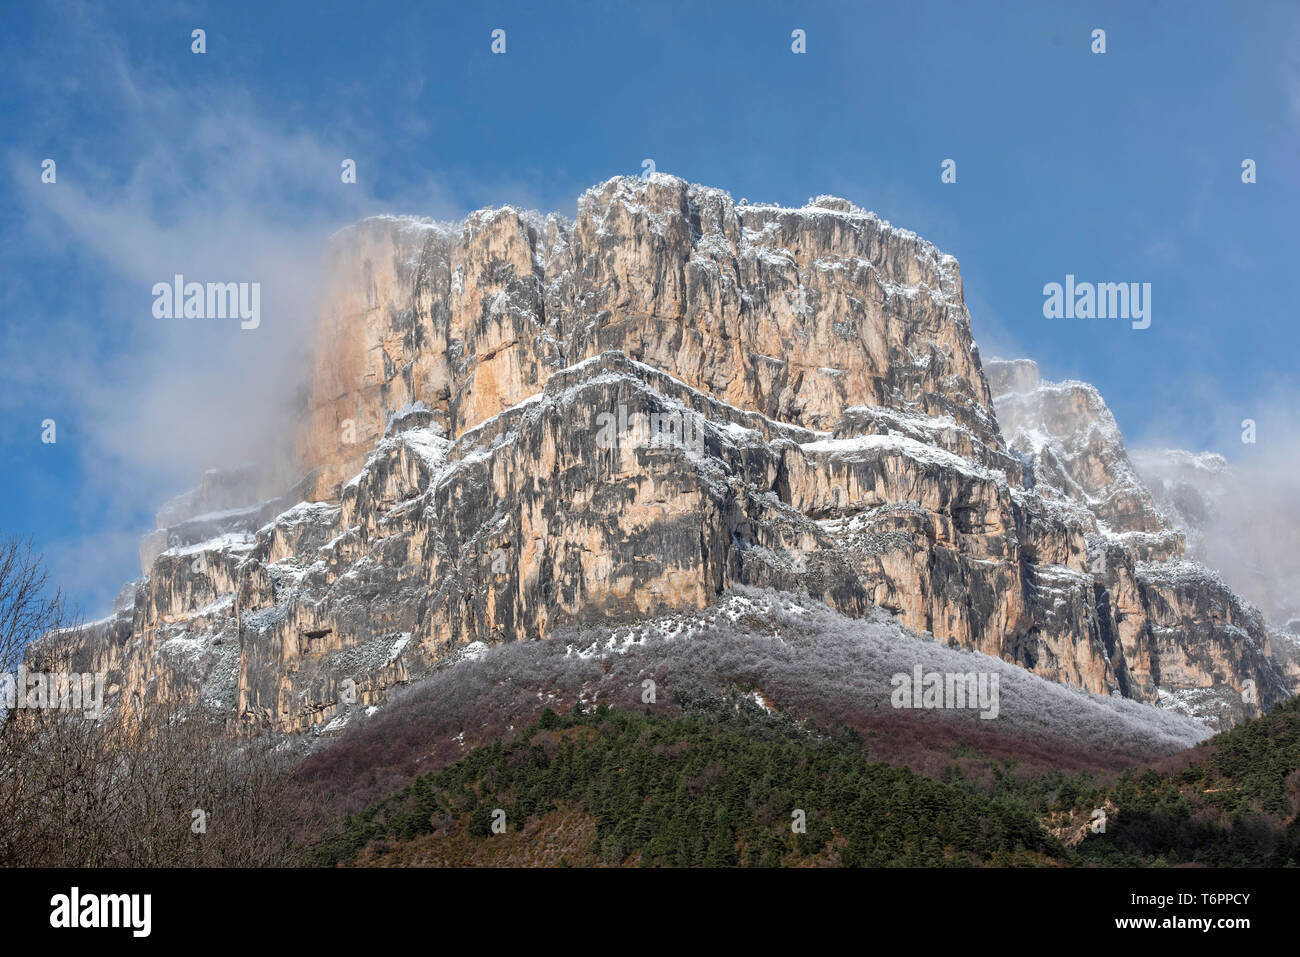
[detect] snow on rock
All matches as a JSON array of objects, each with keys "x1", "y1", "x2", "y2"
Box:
[{"x1": 57, "y1": 181, "x2": 1295, "y2": 741}]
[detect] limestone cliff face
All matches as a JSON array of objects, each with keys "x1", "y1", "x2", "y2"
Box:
[
  {"x1": 1132, "y1": 447, "x2": 1300, "y2": 633},
  {"x1": 64, "y1": 176, "x2": 1291, "y2": 735},
  {"x1": 297, "y1": 178, "x2": 999, "y2": 500},
  {"x1": 987, "y1": 358, "x2": 1288, "y2": 726},
  {"x1": 1128, "y1": 447, "x2": 1300, "y2": 700},
  {"x1": 989, "y1": 360, "x2": 1168, "y2": 536}
]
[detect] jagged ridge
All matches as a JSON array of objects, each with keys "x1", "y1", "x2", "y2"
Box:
[{"x1": 53, "y1": 176, "x2": 1292, "y2": 738}]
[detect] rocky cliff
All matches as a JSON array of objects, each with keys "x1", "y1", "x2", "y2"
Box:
[
  {"x1": 1128, "y1": 446, "x2": 1300, "y2": 696},
  {"x1": 987, "y1": 359, "x2": 1288, "y2": 724},
  {"x1": 57, "y1": 175, "x2": 1292, "y2": 735},
  {"x1": 1132, "y1": 447, "x2": 1300, "y2": 629}
]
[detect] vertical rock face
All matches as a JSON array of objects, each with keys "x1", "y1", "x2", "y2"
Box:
[
  {"x1": 1132, "y1": 448, "x2": 1300, "y2": 630},
  {"x1": 987, "y1": 358, "x2": 1288, "y2": 726},
  {"x1": 1129, "y1": 447, "x2": 1300, "y2": 697},
  {"x1": 296, "y1": 178, "x2": 999, "y2": 500},
  {"x1": 989, "y1": 360, "x2": 1168, "y2": 536},
  {"x1": 60, "y1": 176, "x2": 1292, "y2": 735}
]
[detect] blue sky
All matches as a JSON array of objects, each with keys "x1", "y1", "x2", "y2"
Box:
[{"x1": 2, "y1": 0, "x2": 1298, "y2": 615}]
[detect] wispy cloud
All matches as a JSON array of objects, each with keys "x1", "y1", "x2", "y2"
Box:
[
  {"x1": 3, "y1": 6, "x2": 458, "y2": 611},
  {"x1": 1130, "y1": 372, "x2": 1300, "y2": 627}
]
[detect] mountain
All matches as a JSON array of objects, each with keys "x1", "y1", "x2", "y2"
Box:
[
  {"x1": 1126, "y1": 446, "x2": 1300, "y2": 699},
  {"x1": 1131, "y1": 447, "x2": 1300, "y2": 630},
  {"x1": 51, "y1": 175, "x2": 1292, "y2": 741},
  {"x1": 986, "y1": 358, "x2": 1293, "y2": 725}
]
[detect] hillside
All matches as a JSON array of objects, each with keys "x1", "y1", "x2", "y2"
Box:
[{"x1": 309, "y1": 689, "x2": 1300, "y2": 869}]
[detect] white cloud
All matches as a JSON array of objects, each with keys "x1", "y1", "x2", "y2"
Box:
[{"x1": 3, "y1": 8, "x2": 458, "y2": 613}]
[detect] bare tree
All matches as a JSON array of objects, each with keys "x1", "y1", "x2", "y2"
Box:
[
  {"x1": 0, "y1": 535, "x2": 303, "y2": 867},
  {"x1": 0, "y1": 537, "x2": 68, "y2": 676}
]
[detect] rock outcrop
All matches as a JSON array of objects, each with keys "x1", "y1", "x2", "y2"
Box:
[
  {"x1": 1132, "y1": 447, "x2": 1300, "y2": 629},
  {"x1": 987, "y1": 358, "x2": 1287, "y2": 725},
  {"x1": 57, "y1": 176, "x2": 1292, "y2": 735}
]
